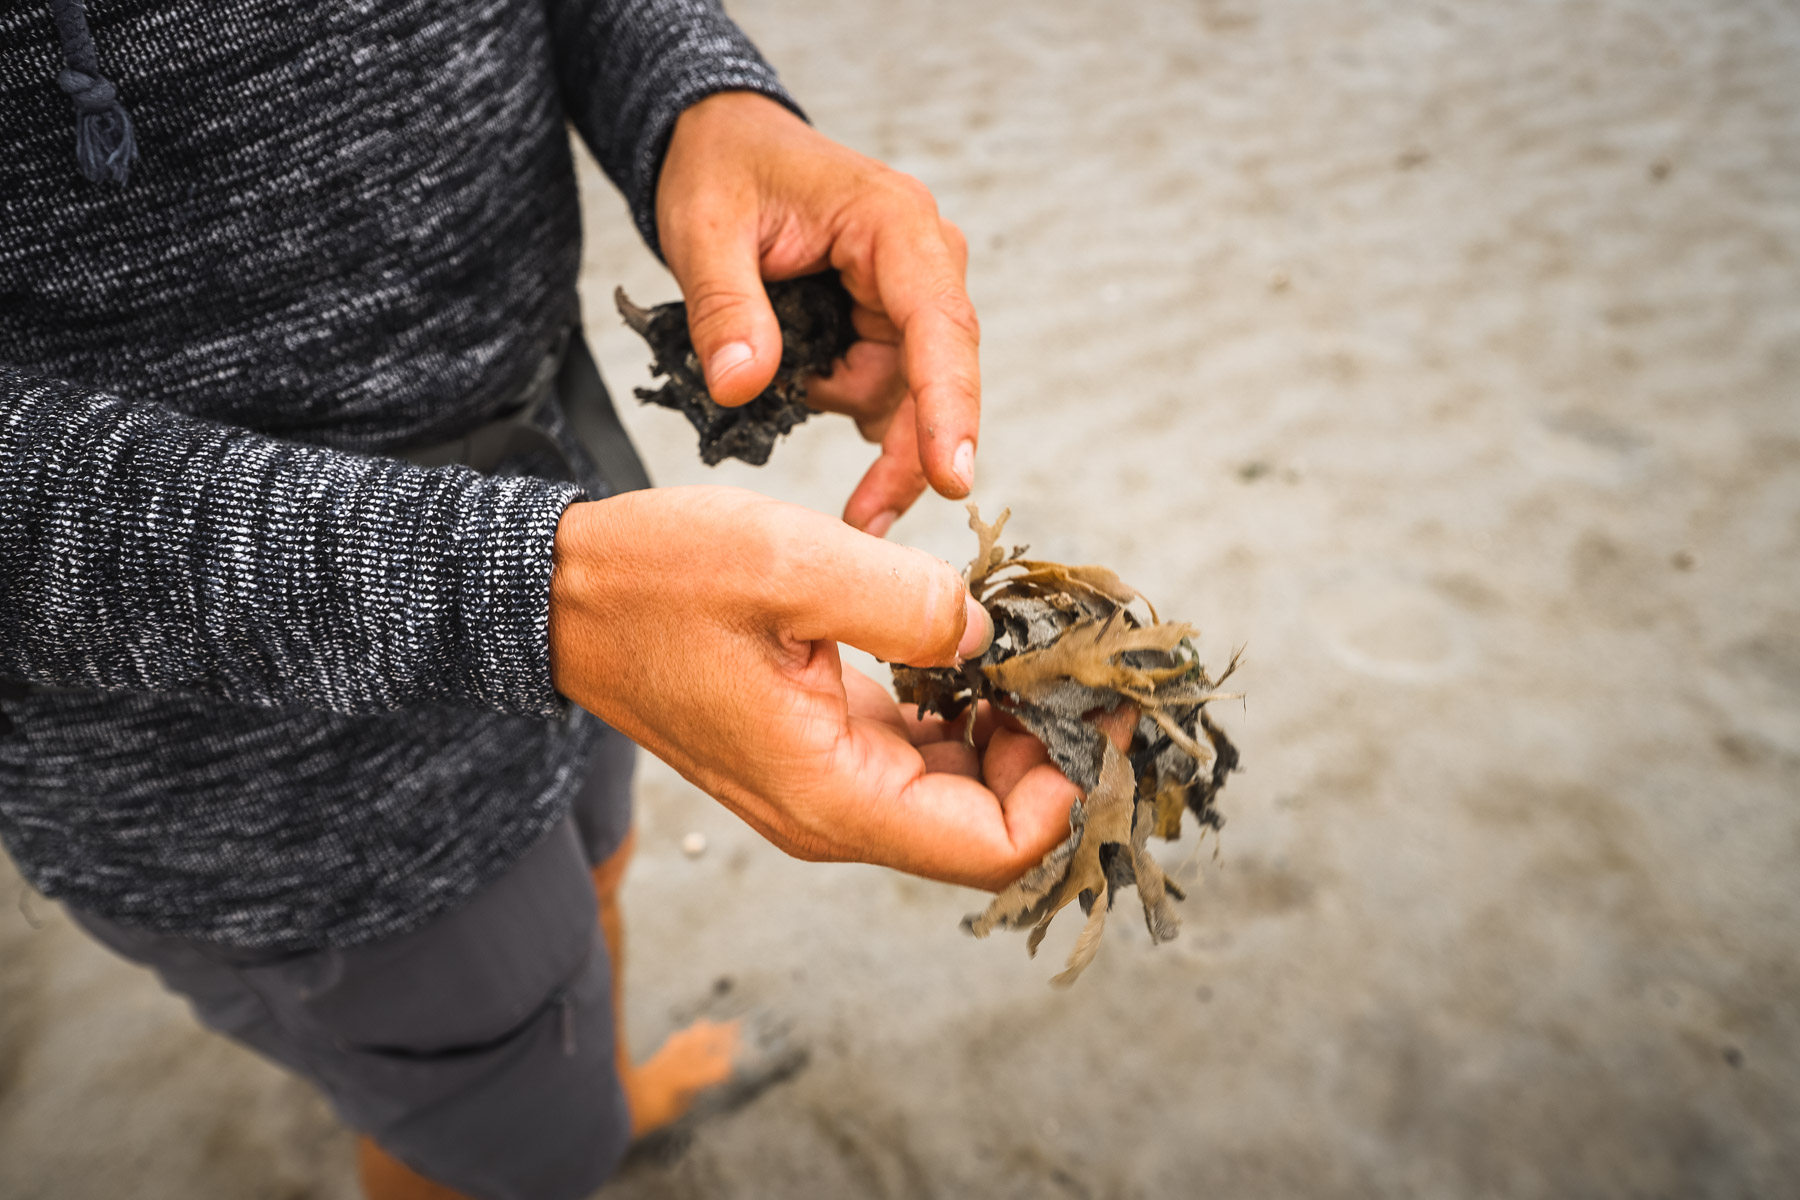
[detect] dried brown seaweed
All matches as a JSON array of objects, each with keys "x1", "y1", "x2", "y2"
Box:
[
  {"x1": 616, "y1": 271, "x2": 857, "y2": 466},
  {"x1": 893, "y1": 506, "x2": 1242, "y2": 985}
]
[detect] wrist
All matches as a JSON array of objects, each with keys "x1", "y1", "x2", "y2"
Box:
[
  {"x1": 670, "y1": 89, "x2": 806, "y2": 141},
  {"x1": 548, "y1": 499, "x2": 611, "y2": 702}
]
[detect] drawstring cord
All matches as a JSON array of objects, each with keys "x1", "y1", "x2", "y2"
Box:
[{"x1": 48, "y1": 0, "x2": 138, "y2": 185}]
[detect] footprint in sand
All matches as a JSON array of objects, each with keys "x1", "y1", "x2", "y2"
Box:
[
  {"x1": 1704, "y1": 626, "x2": 1800, "y2": 753},
  {"x1": 1518, "y1": 408, "x2": 1653, "y2": 488},
  {"x1": 1306, "y1": 571, "x2": 1472, "y2": 683}
]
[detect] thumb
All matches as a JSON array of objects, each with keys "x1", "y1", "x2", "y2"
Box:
[
  {"x1": 670, "y1": 224, "x2": 783, "y2": 408},
  {"x1": 776, "y1": 512, "x2": 994, "y2": 667}
]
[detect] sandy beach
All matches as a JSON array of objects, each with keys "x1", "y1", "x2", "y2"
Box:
[{"x1": 3, "y1": 0, "x2": 1798, "y2": 1195}]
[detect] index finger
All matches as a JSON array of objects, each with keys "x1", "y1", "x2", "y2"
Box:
[{"x1": 854, "y1": 215, "x2": 980, "y2": 499}]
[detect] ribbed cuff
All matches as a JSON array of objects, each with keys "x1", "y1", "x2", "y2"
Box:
[
  {"x1": 438, "y1": 474, "x2": 585, "y2": 716},
  {"x1": 550, "y1": 0, "x2": 805, "y2": 257},
  {"x1": 0, "y1": 370, "x2": 586, "y2": 718}
]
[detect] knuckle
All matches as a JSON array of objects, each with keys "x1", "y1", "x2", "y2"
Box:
[
  {"x1": 685, "y1": 287, "x2": 757, "y2": 339},
  {"x1": 911, "y1": 368, "x2": 979, "y2": 417},
  {"x1": 932, "y1": 290, "x2": 981, "y2": 342},
  {"x1": 730, "y1": 500, "x2": 800, "y2": 608},
  {"x1": 940, "y1": 219, "x2": 969, "y2": 261},
  {"x1": 857, "y1": 411, "x2": 896, "y2": 443},
  {"x1": 881, "y1": 170, "x2": 939, "y2": 216},
  {"x1": 757, "y1": 521, "x2": 834, "y2": 616},
  {"x1": 767, "y1": 521, "x2": 821, "y2": 575}
]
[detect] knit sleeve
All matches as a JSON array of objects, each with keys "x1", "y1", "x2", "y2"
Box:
[
  {"x1": 0, "y1": 367, "x2": 581, "y2": 717},
  {"x1": 543, "y1": 0, "x2": 804, "y2": 256}
]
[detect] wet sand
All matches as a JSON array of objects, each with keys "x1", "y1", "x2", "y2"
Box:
[{"x1": 4, "y1": 0, "x2": 1798, "y2": 1195}]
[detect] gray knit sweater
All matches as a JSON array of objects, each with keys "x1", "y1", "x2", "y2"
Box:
[{"x1": 0, "y1": 0, "x2": 795, "y2": 949}]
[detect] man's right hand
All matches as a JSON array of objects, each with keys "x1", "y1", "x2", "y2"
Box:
[{"x1": 547, "y1": 486, "x2": 1078, "y2": 891}]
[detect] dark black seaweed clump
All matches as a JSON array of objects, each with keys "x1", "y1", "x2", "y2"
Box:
[{"x1": 615, "y1": 271, "x2": 857, "y2": 466}]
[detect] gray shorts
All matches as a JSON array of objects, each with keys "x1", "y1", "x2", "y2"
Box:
[{"x1": 67, "y1": 723, "x2": 640, "y2": 1200}]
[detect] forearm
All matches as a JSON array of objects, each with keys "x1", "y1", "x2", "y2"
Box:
[
  {"x1": 0, "y1": 367, "x2": 578, "y2": 716},
  {"x1": 541, "y1": 0, "x2": 803, "y2": 253}
]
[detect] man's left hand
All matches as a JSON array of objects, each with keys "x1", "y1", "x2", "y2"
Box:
[{"x1": 656, "y1": 91, "x2": 979, "y2": 537}]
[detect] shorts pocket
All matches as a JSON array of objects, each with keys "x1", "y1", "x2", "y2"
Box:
[{"x1": 292, "y1": 820, "x2": 596, "y2": 1054}]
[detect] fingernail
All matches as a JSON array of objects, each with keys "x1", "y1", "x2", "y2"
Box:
[
  {"x1": 952, "y1": 439, "x2": 976, "y2": 494},
  {"x1": 957, "y1": 595, "x2": 994, "y2": 660},
  {"x1": 864, "y1": 510, "x2": 899, "y2": 539},
  {"x1": 708, "y1": 341, "x2": 755, "y2": 386}
]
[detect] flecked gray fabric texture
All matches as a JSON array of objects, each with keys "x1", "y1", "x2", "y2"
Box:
[{"x1": 0, "y1": 0, "x2": 796, "y2": 950}]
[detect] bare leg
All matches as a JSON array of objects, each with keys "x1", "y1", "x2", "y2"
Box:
[
  {"x1": 591, "y1": 829, "x2": 741, "y2": 1137},
  {"x1": 357, "y1": 1136, "x2": 470, "y2": 1200}
]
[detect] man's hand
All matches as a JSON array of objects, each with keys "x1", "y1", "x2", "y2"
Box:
[
  {"x1": 549, "y1": 487, "x2": 1077, "y2": 890},
  {"x1": 656, "y1": 92, "x2": 978, "y2": 537}
]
